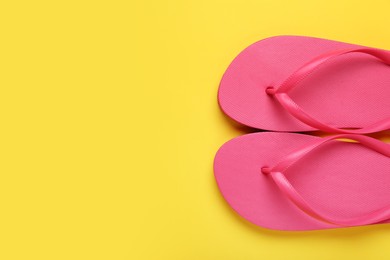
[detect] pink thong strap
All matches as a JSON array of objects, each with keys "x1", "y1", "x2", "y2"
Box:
[
  {"x1": 261, "y1": 134, "x2": 390, "y2": 226},
  {"x1": 266, "y1": 48, "x2": 390, "y2": 134}
]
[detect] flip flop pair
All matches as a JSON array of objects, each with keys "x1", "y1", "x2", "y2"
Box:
[{"x1": 215, "y1": 36, "x2": 390, "y2": 231}]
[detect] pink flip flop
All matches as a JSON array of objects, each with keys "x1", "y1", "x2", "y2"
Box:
[
  {"x1": 218, "y1": 35, "x2": 390, "y2": 134},
  {"x1": 214, "y1": 132, "x2": 390, "y2": 231}
]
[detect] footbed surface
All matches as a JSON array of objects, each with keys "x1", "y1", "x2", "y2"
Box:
[
  {"x1": 218, "y1": 36, "x2": 390, "y2": 131},
  {"x1": 214, "y1": 132, "x2": 390, "y2": 230}
]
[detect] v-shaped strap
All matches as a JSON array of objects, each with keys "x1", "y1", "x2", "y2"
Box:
[
  {"x1": 266, "y1": 48, "x2": 390, "y2": 134},
  {"x1": 261, "y1": 134, "x2": 390, "y2": 226}
]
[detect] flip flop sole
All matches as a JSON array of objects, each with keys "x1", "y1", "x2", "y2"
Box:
[
  {"x1": 214, "y1": 132, "x2": 390, "y2": 231},
  {"x1": 218, "y1": 35, "x2": 390, "y2": 132}
]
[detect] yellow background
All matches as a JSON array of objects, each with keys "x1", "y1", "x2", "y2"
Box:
[{"x1": 1, "y1": 0, "x2": 390, "y2": 259}]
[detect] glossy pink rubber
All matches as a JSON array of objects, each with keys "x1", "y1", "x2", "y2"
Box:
[
  {"x1": 218, "y1": 36, "x2": 390, "y2": 133},
  {"x1": 214, "y1": 132, "x2": 390, "y2": 231}
]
